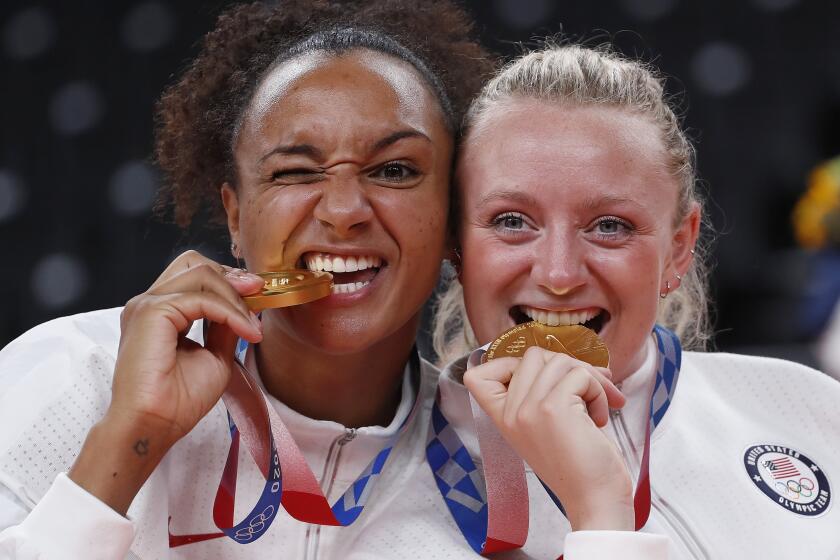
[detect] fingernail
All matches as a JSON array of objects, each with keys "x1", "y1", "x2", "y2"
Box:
[
  {"x1": 250, "y1": 311, "x2": 262, "y2": 331},
  {"x1": 227, "y1": 268, "x2": 263, "y2": 283}
]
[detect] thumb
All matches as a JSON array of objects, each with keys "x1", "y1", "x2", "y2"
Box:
[{"x1": 222, "y1": 267, "x2": 265, "y2": 296}]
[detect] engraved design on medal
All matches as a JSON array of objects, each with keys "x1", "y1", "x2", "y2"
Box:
[
  {"x1": 483, "y1": 322, "x2": 609, "y2": 367},
  {"x1": 505, "y1": 336, "x2": 527, "y2": 354}
]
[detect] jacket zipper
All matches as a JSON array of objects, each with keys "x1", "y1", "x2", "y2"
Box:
[
  {"x1": 609, "y1": 407, "x2": 708, "y2": 560},
  {"x1": 303, "y1": 428, "x2": 357, "y2": 560}
]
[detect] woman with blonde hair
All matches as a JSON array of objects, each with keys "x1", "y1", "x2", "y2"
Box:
[{"x1": 432, "y1": 43, "x2": 840, "y2": 559}]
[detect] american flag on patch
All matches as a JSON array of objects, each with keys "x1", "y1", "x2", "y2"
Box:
[{"x1": 765, "y1": 457, "x2": 801, "y2": 479}]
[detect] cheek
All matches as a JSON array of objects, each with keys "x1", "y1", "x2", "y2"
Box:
[
  {"x1": 460, "y1": 229, "x2": 529, "y2": 339},
  {"x1": 240, "y1": 189, "x2": 316, "y2": 267},
  {"x1": 597, "y1": 245, "x2": 661, "y2": 326},
  {"x1": 380, "y1": 187, "x2": 448, "y2": 253}
]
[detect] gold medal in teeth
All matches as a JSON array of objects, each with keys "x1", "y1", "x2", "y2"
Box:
[
  {"x1": 243, "y1": 270, "x2": 333, "y2": 311},
  {"x1": 482, "y1": 322, "x2": 609, "y2": 367}
]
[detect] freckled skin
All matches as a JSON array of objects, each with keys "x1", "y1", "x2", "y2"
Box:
[
  {"x1": 457, "y1": 100, "x2": 699, "y2": 382},
  {"x1": 223, "y1": 50, "x2": 452, "y2": 357}
]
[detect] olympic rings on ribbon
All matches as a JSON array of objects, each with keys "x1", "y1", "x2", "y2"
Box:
[{"x1": 233, "y1": 505, "x2": 276, "y2": 542}]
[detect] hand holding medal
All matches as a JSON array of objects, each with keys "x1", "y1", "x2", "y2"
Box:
[{"x1": 464, "y1": 322, "x2": 635, "y2": 532}]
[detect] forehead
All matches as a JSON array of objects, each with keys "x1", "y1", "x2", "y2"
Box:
[
  {"x1": 238, "y1": 49, "x2": 444, "y2": 146},
  {"x1": 460, "y1": 100, "x2": 674, "y2": 207}
]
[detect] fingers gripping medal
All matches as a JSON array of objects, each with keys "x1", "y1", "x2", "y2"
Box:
[
  {"x1": 242, "y1": 270, "x2": 332, "y2": 311},
  {"x1": 482, "y1": 322, "x2": 609, "y2": 367},
  {"x1": 432, "y1": 323, "x2": 684, "y2": 557}
]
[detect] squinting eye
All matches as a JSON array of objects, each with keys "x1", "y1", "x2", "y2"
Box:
[{"x1": 271, "y1": 169, "x2": 320, "y2": 183}]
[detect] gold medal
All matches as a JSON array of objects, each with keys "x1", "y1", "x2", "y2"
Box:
[
  {"x1": 482, "y1": 322, "x2": 609, "y2": 367},
  {"x1": 243, "y1": 270, "x2": 333, "y2": 311}
]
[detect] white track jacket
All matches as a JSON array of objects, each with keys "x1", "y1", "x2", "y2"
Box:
[{"x1": 1, "y1": 308, "x2": 836, "y2": 558}]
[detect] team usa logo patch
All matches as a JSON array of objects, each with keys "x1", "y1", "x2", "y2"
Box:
[{"x1": 744, "y1": 444, "x2": 831, "y2": 516}]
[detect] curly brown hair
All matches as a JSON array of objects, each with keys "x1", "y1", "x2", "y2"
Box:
[{"x1": 154, "y1": 0, "x2": 494, "y2": 229}]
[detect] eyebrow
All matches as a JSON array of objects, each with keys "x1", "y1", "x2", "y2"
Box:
[
  {"x1": 373, "y1": 129, "x2": 431, "y2": 151},
  {"x1": 475, "y1": 191, "x2": 647, "y2": 213},
  {"x1": 258, "y1": 129, "x2": 430, "y2": 164},
  {"x1": 580, "y1": 194, "x2": 645, "y2": 211},
  {"x1": 475, "y1": 190, "x2": 540, "y2": 210},
  {"x1": 259, "y1": 143, "x2": 322, "y2": 163}
]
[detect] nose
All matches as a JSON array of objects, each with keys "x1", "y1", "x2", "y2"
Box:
[
  {"x1": 531, "y1": 228, "x2": 588, "y2": 296},
  {"x1": 312, "y1": 173, "x2": 374, "y2": 237}
]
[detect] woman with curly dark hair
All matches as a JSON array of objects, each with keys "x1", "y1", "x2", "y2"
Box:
[{"x1": 0, "y1": 1, "x2": 510, "y2": 558}]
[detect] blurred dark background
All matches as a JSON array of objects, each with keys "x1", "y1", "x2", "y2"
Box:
[{"x1": 2, "y1": 0, "x2": 840, "y2": 365}]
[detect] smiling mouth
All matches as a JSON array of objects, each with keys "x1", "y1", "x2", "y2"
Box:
[
  {"x1": 302, "y1": 252, "x2": 385, "y2": 294},
  {"x1": 509, "y1": 305, "x2": 609, "y2": 334}
]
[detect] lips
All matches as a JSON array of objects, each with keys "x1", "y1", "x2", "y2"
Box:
[{"x1": 303, "y1": 251, "x2": 384, "y2": 294}]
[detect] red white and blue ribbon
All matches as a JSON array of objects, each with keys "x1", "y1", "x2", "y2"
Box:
[
  {"x1": 427, "y1": 324, "x2": 682, "y2": 555},
  {"x1": 170, "y1": 333, "x2": 421, "y2": 547}
]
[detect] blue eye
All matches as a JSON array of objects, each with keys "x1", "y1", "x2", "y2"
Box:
[
  {"x1": 492, "y1": 212, "x2": 526, "y2": 231},
  {"x1": 597, "y1": 220, "x2": 621, "y2": 234},
  {"x1": 592, "y1": 216, "x2": 633, "y2": 239}
]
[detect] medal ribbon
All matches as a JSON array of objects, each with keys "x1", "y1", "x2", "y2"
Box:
[
  {"x1": 427, "y1": 325, "x2": 682, "y2": 556},
  {"x1": 171, "y1": 336, "x2": 421, "y2": 546}
]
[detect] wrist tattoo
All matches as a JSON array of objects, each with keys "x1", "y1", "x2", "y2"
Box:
[{"x1": 133, "y1": 438, "x2": 150, "y2": 456}]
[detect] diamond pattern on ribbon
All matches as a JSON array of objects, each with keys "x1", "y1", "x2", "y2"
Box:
[
  {"x1": 426, "y1": 397, "x2": 489, "y2": 551},
  {"x1": 337, "y1": 445, "x2": 391, "y2": 514},
  {"x1": 650, "y1": 325, "x2": 682, "y2": 430}
]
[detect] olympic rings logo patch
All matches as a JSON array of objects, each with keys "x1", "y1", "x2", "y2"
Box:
[
  {"x1": 233, "y1": 505, "x2": 276, "y2": 542},
  {"x1": 744, "y1": 444, "x2": 831, "y2": 516}
]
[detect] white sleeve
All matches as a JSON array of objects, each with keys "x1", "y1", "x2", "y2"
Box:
[
  {"x1": 0, "y1": 484, "x2": 29, "y2": 531},
  {"x1": 0, "y1": 473, "x2": 134, "y2": 560},
  {"x1": 564, "y1": 530, "x2": 670, "y2": 560}
]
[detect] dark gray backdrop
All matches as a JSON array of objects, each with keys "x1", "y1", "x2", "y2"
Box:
[{"x1": 2, "y1": 0, "x2": 839, "y2": 364}]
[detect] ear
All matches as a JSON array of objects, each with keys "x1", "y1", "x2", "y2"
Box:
[
  {"x1": 221, "y1": 182, "x2": 240, "y2": 249},
  {"x1": 667, "y1": 201, "x2": 701, "y2": 289}
]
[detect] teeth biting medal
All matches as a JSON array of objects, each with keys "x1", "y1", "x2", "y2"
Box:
[{"x1": 482, "y1": 321, "x2": 610, "y2": 366}]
